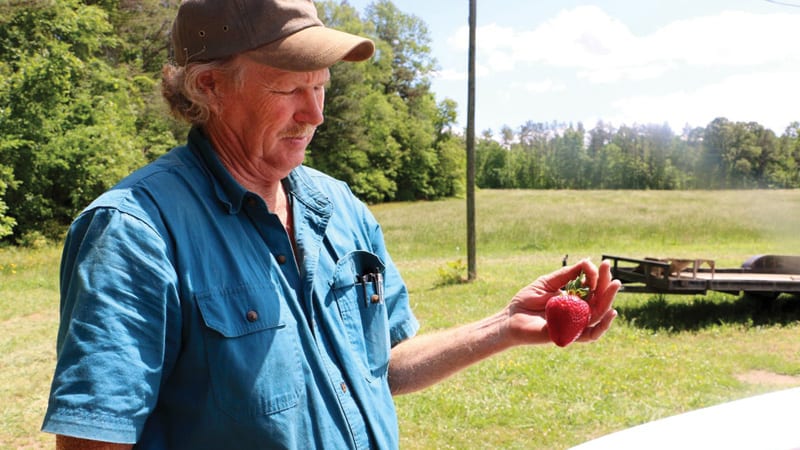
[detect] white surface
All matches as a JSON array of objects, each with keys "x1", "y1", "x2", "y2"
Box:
[{"x1": 571, "y1": 387, "x2": 800, "y2": 450}]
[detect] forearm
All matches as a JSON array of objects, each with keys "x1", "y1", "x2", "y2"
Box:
[
  {"x1": 388, "y1": 311, "x2": 516, "y2": 395},
  {"x1": 56, "y1": 435, "x2": 133, "y2": 450}
]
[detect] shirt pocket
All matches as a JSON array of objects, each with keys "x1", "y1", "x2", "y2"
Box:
[
  {"x1": 330, "y1": 250, "x2": 390, "y2": 381},
  {"x1": 196, "y1": 284, "x2": 301, "y2": 420}
]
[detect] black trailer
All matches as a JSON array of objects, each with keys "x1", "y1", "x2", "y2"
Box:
[{"x1": 603, "y1": 254, "x2": 800, "y2": 296}]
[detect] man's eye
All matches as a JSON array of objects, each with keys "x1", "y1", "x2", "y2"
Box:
[
  {"x1": 269, "y1": 86, "x2": 323, "y2": 95},
  {"x1": 266, "y1": 86, "x2": 295, "y2": 95}
]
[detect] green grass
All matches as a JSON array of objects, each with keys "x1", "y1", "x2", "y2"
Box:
[
  {"x1": 2, "y1": 190, "x2": 800, "y2": 449},
  {"x1": 0, "y1": 245, "x2": 61, "y2": 449}
]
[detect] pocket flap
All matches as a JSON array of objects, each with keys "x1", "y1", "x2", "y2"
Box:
[{"x1": 196, "y1": 284, "x2": 284, "y2": 338}]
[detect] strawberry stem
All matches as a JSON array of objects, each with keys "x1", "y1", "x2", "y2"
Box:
[{"x1": 564, "y1": 271, "x2": 590, "y2": 299}]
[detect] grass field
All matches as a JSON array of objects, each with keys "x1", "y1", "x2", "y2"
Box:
[{"x1": 2, "y1": 190, "x2": 799, "y2": 449}]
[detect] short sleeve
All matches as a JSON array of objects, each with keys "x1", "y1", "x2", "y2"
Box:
[{"x1": 41, "y1": 206, "x2": 180, "y2": 443}]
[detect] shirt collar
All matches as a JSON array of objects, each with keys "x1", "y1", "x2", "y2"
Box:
[
  {"x1": 285, "y1": 168, "x2": 332, "y2": 219},
  {"x1": 188, "y1": 127, "x2": 248, "y2": 214}
]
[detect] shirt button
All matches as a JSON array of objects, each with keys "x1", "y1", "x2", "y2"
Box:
[
  {"x1": 276, "y1": 254, "x2": 287, "y2": 264},
  {"x1": 246, "y1": 310, "x2": 258, "y2": 322},
  {"x1": 247, "y1": 197, "x2": 257, "y2": 207}
]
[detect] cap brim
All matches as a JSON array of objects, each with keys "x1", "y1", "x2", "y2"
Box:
[{"x1": 245, "y1": 26, "x2": 375, "y2": 72}]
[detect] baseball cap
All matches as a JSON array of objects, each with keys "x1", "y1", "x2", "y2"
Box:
[{"x1": 171, "y1": 0, "x2": 375, "y2": 71}]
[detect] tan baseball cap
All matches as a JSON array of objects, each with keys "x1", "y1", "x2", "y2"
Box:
[{"x1": 171, "y1": 0, "x2": 375, "y2": 71}]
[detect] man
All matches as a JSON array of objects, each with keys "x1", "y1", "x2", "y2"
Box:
[{"x1": 42, "y1": 0, "x2": 620, "y2": 448}]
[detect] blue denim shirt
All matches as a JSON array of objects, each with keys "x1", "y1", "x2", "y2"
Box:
[{"x1": 42, "y1": 127, "x2": 419, "y2": 449}]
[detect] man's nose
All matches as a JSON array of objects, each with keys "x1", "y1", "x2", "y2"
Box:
[{"x1": 293, "y1": 90, "x2": 324, "y2": 126}]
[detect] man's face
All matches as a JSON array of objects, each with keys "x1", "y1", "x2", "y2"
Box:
[{"x1": 212, "y1": 56, "x2": 330, "y2": 181}]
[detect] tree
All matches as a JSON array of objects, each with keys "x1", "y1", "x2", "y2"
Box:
[
  {"x1": 0, "y1": 0, "x2": 172, "y2": 241},
  {"x1": 366, "y1": 1, "x2": 447, "y2": 200},
  {"x1": 475, "y1": 137, "x2": 507, "y2": 189},
  {"x1": 311, "y1": 1, "x2": 401, "y2": 203},
  {"x1": 429, "y1": 98, "x2": 465, "y2": 197},
  {"x1": 0, "y1": 165, "x2": 16, "y2": 239},
  {"x1": 550, "y1": 125, "x2": 587, "y2": 189},
  {"x1": 312, "y1": 1, "x2": 462, "y2": 202},
  {"x1": 773, "y1": 122, "x2": 800, "y2": 187},
  {"x1": 96, "y1": 0, "x2": 179, "y2": 73},
  {"x1": 94, "y1": 0, "x2": 184, "y2": 158},
  {"x1": 702, "y1": 118, "x2": 779, "y2": 188},
  {"x1": 366, "y1": 0, "x2": 436, "y2": 101},
  {"x1": 595, "y1": 143, "x2": 625, "y2": 189}
]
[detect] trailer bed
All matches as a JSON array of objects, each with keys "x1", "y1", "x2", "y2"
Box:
[{"x1": 603, "y1": 254, "x2": 800, "y2": 295}]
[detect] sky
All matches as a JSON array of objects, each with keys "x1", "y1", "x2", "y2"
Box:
[{"x1": 343, "y1": 0, "x2": 800, "y2": 135}]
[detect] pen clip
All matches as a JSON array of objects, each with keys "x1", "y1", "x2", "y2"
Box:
[{"x1": 373, "y1": 272, "x2": 384, "y2": 304}]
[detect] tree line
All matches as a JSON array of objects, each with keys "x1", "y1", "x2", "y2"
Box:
[
  {"x1": 1, "y1": 1, "x2": 798, "y2": 245},
  {"x1": 476, "y1": 119, "x2": 800, "y2": 190}
]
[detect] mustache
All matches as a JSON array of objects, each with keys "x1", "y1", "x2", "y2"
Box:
[{"x1": 279, "y1": 125, "x2": 317, "y2": 139}]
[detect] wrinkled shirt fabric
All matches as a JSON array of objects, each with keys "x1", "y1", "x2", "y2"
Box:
[{"x1": 42, "y1": 127, "x2": 419, "y2": 449}]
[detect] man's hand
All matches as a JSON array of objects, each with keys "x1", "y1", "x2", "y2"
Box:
[{"x1": 504, "y1": 259, "x2": 620, "y2": 346}]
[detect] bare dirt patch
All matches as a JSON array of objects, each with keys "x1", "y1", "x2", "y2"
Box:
[{"x1": 735, "y1": 370, "x2": 800, "y2": 386}]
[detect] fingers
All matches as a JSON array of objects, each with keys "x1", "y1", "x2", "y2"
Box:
[
  {"x1": 539, "y1": 264, "x2": 580, "y2": 292},
  {"x1": 576, "y1": 259, "x2": 599, "y2": 292},
  {"x1": 589, "y1": 260, "x2": 621, "y2": 326},
  {"x1": 580, "y1": 308, "x2": 618, "y2": 342},
  {"x1": 542, "y1": 259, "x2": 598, "y2": 292},
  {"x1": 596, "y1": 259, "x2": 612, "y2": 293},
  {"x1": 590, "y1": 280, "x2": 620, "y2": 326}
]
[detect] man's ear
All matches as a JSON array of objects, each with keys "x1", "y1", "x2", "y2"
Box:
[
  {"x1": 196, "y1": 69, "x2": 224, "y2": 114},
  {"x1": 196, "y1": 70, "x2": 217, "y2": 97}
]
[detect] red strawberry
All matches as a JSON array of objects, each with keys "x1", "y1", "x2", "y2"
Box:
[{"x1": 545, "y1": 272, "x2": 591, "y2": 347}]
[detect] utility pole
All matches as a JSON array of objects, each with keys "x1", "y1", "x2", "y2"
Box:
[{"x1": 466, "y1": 0, "x2": 477, "y2": 280}]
